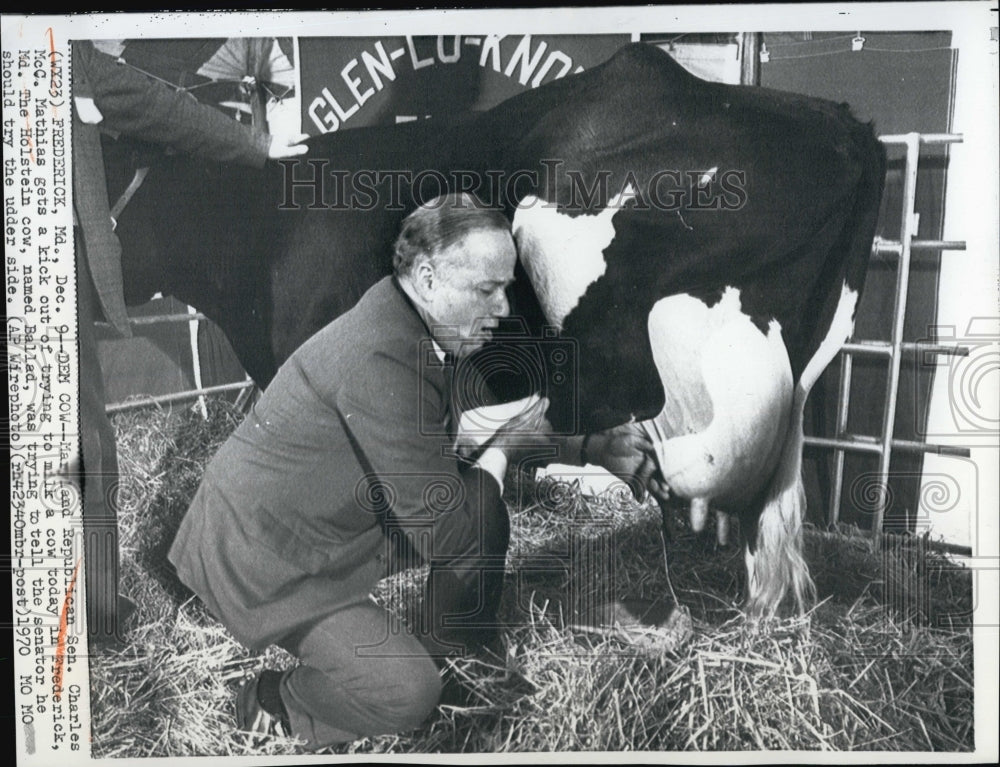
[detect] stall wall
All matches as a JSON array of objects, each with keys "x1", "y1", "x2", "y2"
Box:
[
  {"x1": 919, "y1": 25, "x2": 999, "y2": 550},
  {"x1": 760, "y1": 31, "x2": 958, "y2": 536}
]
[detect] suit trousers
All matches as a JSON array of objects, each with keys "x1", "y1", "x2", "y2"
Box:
[
  {"x1": 277, "y1": 601, "x2": 442, "y2": 748},
  {"x1": 273, "y1": 474, "x2": 511, "y2": 750}
]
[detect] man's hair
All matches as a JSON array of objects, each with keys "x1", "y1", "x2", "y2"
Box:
[{"x1": 393, "y1": 192, "x2": 511, "y2": 277}]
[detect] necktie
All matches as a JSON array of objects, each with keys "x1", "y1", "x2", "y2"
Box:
[{"x1": 442, "y1": 354, "x2": 456, "y2": 439}]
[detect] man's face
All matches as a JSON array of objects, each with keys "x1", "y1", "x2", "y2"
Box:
[{"x1": 425, "y1": 227, "x2": 516, "y2": 358}]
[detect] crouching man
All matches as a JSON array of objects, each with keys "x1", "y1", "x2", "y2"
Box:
[{"x1": 168, "y1": 193, "x2": 549, "y2": 748}]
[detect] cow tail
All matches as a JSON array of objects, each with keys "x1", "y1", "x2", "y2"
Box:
[
  {"x1": 746, "y1": 123, "x2": 886, "y2": 620},
  {"x1": 744, "y1": 392, "x2": 815, "y2": 619}
]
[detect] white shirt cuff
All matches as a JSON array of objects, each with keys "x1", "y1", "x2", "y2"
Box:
[{"x1": 474, "y1": 446, "x2": 508, "y2": 493}]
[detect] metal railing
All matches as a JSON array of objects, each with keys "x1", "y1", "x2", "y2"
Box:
[
  {"x1": 103, "y1": 307, "x2": 255, "y2": 415},
  {"x1": 802, "y1": 131, "x2": 968, "y2": 546},
  {"x1": 105, "y1": 379, "x2": 255, "y2": 414}
]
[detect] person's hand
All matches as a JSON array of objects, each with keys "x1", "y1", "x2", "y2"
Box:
[
  {"x1": 583, "y1": 421, "x2": 662, "y2": 501},
  {"x1": 459, "y1": 397, "x2": 551, "y2": 491},
  {"x1": 267, "y1": 133, "x2": 310, "y2": 159},
  {"x1": 487, "y1": 396, "x2": 553, "y2": 461}
]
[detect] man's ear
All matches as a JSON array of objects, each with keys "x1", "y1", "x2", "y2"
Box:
[{"x1": 413, "y1": 259, "x2": 435, "y2": 299}]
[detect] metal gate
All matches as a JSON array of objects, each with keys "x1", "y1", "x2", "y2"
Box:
[
  {"x1": 802, "y1": 132, "x2": 968, "y2": 543},
  {"x1": 103, "y1": 308, "x2": 254, "y2": 416}
]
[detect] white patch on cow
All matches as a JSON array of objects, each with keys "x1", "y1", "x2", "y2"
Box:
[
  {"x1": 697, "y1": 166, "x2": 718, "y2": 187},
  {"x1": 512, "y1": 186, "x2": 636, "y2": 328},
  {"x1": 641, "y1": 287, "x2": 794, "y2": 509},
  {"x1": 796, "y1": 281, "x2": 859, "y2": 402}
]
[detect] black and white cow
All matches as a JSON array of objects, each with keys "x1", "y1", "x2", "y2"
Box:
[{"x1": 111, "y1": 43, "x2": 886, "y2": 617}]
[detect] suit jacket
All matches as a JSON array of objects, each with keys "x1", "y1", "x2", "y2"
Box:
[
  {"x1": 72, "y1": 40, "x2": 271, "y2": 335},
  {"x1": 168, "y1": 276, "x2": 505, "y2": 650}
]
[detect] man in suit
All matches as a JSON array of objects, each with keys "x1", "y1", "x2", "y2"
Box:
[
  {"x1": 169, "y1": 193, "x2": 556, "y2": 748},
  {"x1": 72, "y1": 39, "x2": 308, "y2": 646}
]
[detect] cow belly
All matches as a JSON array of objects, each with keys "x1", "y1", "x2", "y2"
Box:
[{"x1": 645, "y1": 289, "x2": 793, "y2": 509}]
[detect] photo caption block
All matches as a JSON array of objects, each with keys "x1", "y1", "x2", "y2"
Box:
[{"x1": 4, "y1": 26, "x2": 91, "y2": 761}]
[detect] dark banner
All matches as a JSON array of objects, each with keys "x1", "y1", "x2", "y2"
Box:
[{"x1": 299, "y1": 34, "x2": 631, "y2": 134}]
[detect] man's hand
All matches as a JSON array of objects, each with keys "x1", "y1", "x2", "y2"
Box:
[
  {"x1": 489, "y1": 396, "x2": 552, "y2": 462},
  {"x1": 466, "y1": 396, "x2": 552, "y2": 492},
  {"x1": 583, "y1": 421, "x2": 662, "y2": 501},
  {"x1": 268, "y1": 133, "x2": 310, "y2": 159}
]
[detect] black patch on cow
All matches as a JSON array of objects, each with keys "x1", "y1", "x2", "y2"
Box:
[{"x1": 686, "y1": 285, "x2": 725, "y2": 308}]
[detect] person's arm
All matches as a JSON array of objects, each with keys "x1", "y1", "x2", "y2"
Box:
[
  {"x1": 565, "y1": 422, "x2": 659, "y2": 501},
  {"x1": 336, "y1": 347, "x2": 503, "y2": 550},
  {"x1": 338, "y1": 343, "x2": 545, "y2": 653},
  {"x1": 73, "y1": 40, "x2": 305, "y2": 167}
]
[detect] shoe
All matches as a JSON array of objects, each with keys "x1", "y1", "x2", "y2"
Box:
[{"x1": 236, "y1": 670, "x2": 292, "y2": 737}]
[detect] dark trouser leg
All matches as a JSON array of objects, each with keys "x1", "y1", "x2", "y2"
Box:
[
  {"x1": 76, "y1": 249, "x2": 126, "y2": 643},
  {"x1": 278, "y1": 601, "x2": 442, "y2": 749},
  {"x1": 419, "y1": 471, "x2": 511, "y2": 662}
]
